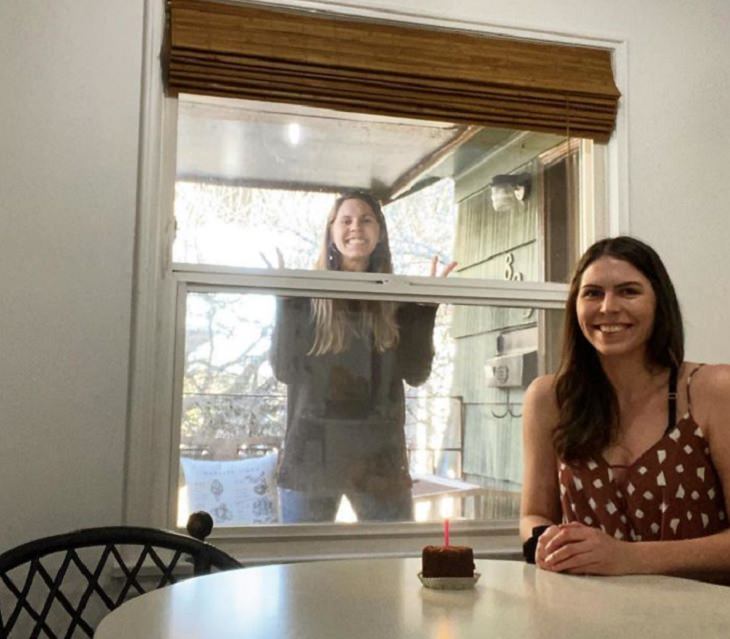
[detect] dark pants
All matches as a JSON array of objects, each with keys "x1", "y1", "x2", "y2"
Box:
[{"x1": 278, "y1": 486, "x2": 413, "y2": 523}]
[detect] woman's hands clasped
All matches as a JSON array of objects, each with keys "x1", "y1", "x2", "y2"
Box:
[{"x1": 536, "y1": 521, "x2": 640, "y2": 576}]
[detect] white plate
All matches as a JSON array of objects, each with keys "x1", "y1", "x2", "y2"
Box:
[{"x1": 418, "y1": 572, "x2": 481, "y2": 590}]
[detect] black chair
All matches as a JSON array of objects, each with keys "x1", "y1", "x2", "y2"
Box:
[{"x1": 0, "y1": 512, "x2": 241, "y2": 638}]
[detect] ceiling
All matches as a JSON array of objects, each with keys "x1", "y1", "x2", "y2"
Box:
[{"x1": 176, "y1": 95, "x2": 516, "y2": 202}]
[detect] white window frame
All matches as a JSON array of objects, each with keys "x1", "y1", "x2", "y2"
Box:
[{"x1": 127, "y1": 0, "x2": 628, "y2": 562}]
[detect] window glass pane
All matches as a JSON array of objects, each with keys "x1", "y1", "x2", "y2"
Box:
[
  {"x1": 176, "y1": 291, "x2": 564, "y2": 527},
  {"x1": 173, "y1": 95, "x2": 585, "y2": 283}
]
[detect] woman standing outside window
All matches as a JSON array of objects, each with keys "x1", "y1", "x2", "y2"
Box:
[{"x1": 270, "y1": 191, "x2": 456, "y2": 523}]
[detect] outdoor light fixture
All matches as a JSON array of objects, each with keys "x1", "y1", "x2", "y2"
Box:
[{"x1": 490, "y1": 173, "x2": 531, "y2": 213}]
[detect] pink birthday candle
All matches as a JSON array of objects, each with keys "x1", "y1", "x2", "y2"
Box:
[{"x1": 443, "y1": 518, "x2": 450, "y2": 547}]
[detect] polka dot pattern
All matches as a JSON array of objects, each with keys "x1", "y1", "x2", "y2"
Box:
[{"x1": 559, "y1": 415, "x2": 728, "y2": 541}]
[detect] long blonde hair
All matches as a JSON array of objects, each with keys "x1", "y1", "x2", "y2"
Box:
[{"x1": 309, "y1": 192, "x2": 399, "y2": 355}]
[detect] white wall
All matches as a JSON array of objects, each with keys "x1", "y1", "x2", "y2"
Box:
[
  {"x1": 0, "y1": 1, "x2": 144, "y2": 547},
  {"x1": 1, "y1": 0, "x2": 728, "y2": 549}
]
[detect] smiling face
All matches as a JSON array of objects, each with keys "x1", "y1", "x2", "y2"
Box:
[
  {"x1": 329, "y1": 198, "x2": 382, "y2": 272},
  {"x1": 576, "y1": 256, "x2": 657, "y2": 361}
]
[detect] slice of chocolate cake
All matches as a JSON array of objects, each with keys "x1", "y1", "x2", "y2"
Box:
[{"x1": 421, "y1": 545, "x2": 475, "y2": 578}]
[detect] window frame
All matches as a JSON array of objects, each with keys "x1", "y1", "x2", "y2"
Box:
[
  {"x1": 169, "y1": 276, "x2": 566, "y2": 547},
  {"x1": 128, "y1": 0, "x2": 627, "y2": 561}
]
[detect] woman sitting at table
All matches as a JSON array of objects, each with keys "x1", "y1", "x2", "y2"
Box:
[{"x1": 520, "y1": 235, "x2": 730, "y2": 578}]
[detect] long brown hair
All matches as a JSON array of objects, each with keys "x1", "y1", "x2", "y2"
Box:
[
  {"x1": 553, "y1": 236, "x2": 684, "y2": 461},
  {"x1": 309, "y1": 191, "x2": 399, "y2": 355}
]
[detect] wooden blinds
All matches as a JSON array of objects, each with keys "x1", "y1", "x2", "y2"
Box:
[{"x1": 164, "y1": 1, "x2": 620, "y2": 142}]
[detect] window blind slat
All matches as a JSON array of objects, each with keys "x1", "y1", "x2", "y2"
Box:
[
  {"x1": 169, "y1": 63, "x2": 615, "y2": 134},
  {"x1": 165, "y1": 0, "x2": 620, "y2": 142},
  {"x1": 169, "y1": 52, "x2": 619, "y2": 112}
]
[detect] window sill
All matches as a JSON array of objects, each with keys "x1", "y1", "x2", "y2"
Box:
[{"x1": 191, "y1": 520, "x2": 521, "y2": 565}]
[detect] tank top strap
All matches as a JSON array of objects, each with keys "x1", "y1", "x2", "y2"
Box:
[
  {"x1": 667, "y1": 365, "x2": 678, "y2": 433},
  {"x1": 686, "y1": 363, "x2": 705, "y2": 418}
]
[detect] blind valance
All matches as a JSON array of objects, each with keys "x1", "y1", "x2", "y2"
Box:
[{"x1": 164, "y1": 0, "x2": 620, "y2": 142}]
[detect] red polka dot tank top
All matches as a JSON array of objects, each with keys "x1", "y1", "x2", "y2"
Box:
[{"x1": 558, "y1": 366, "x2": 728, "y2": 541}]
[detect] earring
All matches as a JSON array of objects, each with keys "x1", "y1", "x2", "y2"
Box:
[{"x1": 327, "y1": 242, "x2": 341, "y2": 269}]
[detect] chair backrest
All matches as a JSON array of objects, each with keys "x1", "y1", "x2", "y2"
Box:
[{"x1": 0, "y1": 517, "x2": 240, "y2": 638}]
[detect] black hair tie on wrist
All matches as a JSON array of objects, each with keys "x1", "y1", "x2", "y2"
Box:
[{"x1": 523, "y1": 525, "x2": 550, "y2": 564}]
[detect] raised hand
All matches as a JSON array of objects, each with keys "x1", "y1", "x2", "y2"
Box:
[
  {"x1": 429, "y1": 255, "x2": 458, "y2": 278},
  {"x1": 260, "y1": 247, "x2": 285, "y2": 269}
]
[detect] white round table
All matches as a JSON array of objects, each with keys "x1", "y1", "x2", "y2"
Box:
[{"x1": 95, "y1": 558, "x2": 730, "y2": 638}]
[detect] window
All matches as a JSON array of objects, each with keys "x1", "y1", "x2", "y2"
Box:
[
  {"x1": 174, "y1": 287, "x2": 565, "y2": 527},
  {"x1": 128, "y1": 0, "x2": 620, "y2": 557},
  {"x1": 169, "y1": 94, "x2": 590, "y2": 528}
]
